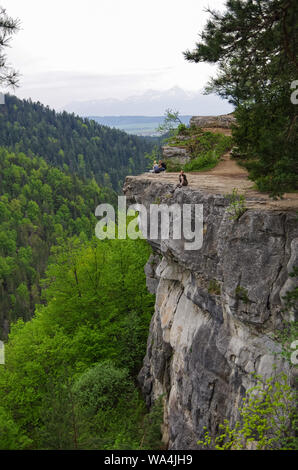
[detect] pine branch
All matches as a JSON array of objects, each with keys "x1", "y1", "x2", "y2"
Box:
[{"x1": 0, "y1": 7, "x2": 20, "y2": 88}]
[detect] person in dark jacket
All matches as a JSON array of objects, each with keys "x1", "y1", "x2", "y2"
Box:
[
  {"x1": 149, "y1": 161, "x2": 160, "y2": 173},
  {"x1": 158, "y1": 160, "x2": 167, "y2": 171},
  {"x1": 177, "y1": 170, "x2": 188, "y2": 187}
]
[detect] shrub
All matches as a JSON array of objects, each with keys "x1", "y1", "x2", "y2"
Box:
[
  {"x1": 184, "y1": 150, "x2": 219, "y2": 172},
  {"x1": 164, "y1": 131, "x2": 233, "y2": 173},
  {"x1": 208, "y1": 279, "x2": 221, "y2": 295},
  {"x1": 72, "y1": 361, "x2": 133, "y2": 415},
  {"x1": 140, "y1": 396, "x2": 164, "y2": 450},
  {"x1": 177, "y1": 123, "x2": 188, "y2": 135},
  {"x1": 225, "y1": 188, "x2": 247, "y2": 221},
  {"x1": 198, "y1": 373, "x2": 298, "y2": 450},
  {"x1": 235, "y1": 285, "x2": 250, "y2": 304},
  {"x1": 0, "y1": 406, "x2": 32, "y2": 450}
]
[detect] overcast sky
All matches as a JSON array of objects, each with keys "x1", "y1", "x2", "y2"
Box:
[{"x1": 1, "y1": 0, "x2": 229, "y2": 114}]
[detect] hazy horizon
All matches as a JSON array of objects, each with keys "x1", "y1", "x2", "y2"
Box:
[
  {"x1": 63, "y1": 87, "x2": 234, "y2": 117},
  {"x1": 0, "y1": 0, "x2": 230, "y2": 114}
]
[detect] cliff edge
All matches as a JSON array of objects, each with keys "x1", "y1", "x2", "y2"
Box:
[{"x1": 123, "y1": 170, "x2": 298, "y2": 450}]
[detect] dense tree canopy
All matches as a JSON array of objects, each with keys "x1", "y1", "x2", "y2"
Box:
[
  {"x1": 184, "y1": 0, "x2": 298, "y2": 196},
  {"x1": 0, "y1": 95, "x2": 156, "y2": 191},
  {"x1": 0, "y1": 91, "x2": 162, "y2": 449},
  {"x1": 0, "y1": 147, "x2": 116, "y2": 337},
  {"x1": 0, "y1": 93, "x2": 157, "y2": 334},
  {"x1": 0, "y1": 3, "x2": 159, "y2": 452},
  {"x1": 0, "y1": 236, "x2": 158, "y2": 450}
]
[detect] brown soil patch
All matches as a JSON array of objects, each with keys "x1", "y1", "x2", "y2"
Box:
[{"x1": 136, "y1": 147, "x2": 298, "y2": 211}]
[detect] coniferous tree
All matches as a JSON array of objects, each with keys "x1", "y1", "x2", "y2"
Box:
[
  {"x1": 184, "y1": 0, "x2": 298, "y2": 196},
  {"x1": 0, "y1": 147, "x2": 117, "y2": 336},
  {"x1": 0, "y1": 95, "x2": 156, "y2": 191},
  {"x1": 0, "y1": 7, "x2": 20, "y2": 87}
]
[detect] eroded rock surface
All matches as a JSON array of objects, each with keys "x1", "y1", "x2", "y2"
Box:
[
  {"x1": 190, "y1": 113, "x2": 236, "y2": 129},
  {"x1": 123, "y1": 176, "x2": 297, "y2": 450},
  {"x1": 162, "y1": 146, "x2": 191, "y2": 165}
]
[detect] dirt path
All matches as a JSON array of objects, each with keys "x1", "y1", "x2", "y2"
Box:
[
  {"x1": 136, "y1": 148, "x2": 298, "y2": 212},
  {"x1": 201, "y1": 150, "x2": 247, "y2": 177}
]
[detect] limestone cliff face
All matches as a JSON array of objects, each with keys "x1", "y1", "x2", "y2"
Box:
[{"x1": 123, "y1": 176, "x2": 298, "y2": 450}]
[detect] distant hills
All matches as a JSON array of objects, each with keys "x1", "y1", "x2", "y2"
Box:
[
  {"x1": 63, "y1": 87, "x2": 234, "y2": 118},
  {"x1": 88, "y1": 115, "x2": 192, "y2": 136},
  {"x1": 0, "y1": 95, "x2": 156, "y2": 191}
]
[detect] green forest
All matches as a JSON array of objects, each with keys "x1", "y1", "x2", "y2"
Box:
[
  {"x1": 0, "y1": 235, "x2": 161, "y2": 449},
  {"x1": 0, "y1": 94, "x2": 156, "y2": 191},
  {"x1": 0, "y1": 147, "x2": 117, "y2": 337},
  {"x1": 0, "y1": 91, "x2": 160, "y2": 339},
  {"x1": 0, "y1": 8, "x2": 163, "y2": 450},
  {"x1": 0, "y1": 115, "x2": 164, "y2": 448},
  {"x1": 0, "y1": 0, "x2": 297, "y2": 453},
  {"x1": 0, "y1": 122, "x2": 163, "y2": 448},
  {"x1": 0, "y1": 72, "x2": 164, "y2": 450}
]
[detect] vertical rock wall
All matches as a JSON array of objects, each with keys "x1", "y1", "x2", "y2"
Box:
[{"x1": 123, "y1": 176, "x2": 298, "y2": 450}]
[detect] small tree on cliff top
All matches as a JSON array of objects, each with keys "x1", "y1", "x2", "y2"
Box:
[{"x1": 157, "y1": 108, "x2": 183, "y2": 135}]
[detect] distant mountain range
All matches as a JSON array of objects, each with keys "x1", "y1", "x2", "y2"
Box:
[
  {"x1": 88, "y1": 115, "x2": 192, "y2": 136},
  {"x1": 63, "y1": 87, "x2": 234, "y2": 117}
]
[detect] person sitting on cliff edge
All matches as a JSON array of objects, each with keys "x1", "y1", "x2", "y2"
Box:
[
  {"x1": 170, "y1": 170, "x2": 188, "y2": 192},
  {"x1": 149, "y1": 161, "x2": 160, "y2": 173},
  {"x1": 158, "y1": 160, "x2": 167, "y2": 171},
  {"x1": 177, "y1": 169, "x2": 188, "y2": 188}
]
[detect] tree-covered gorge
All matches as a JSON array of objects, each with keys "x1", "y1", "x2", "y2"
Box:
[
  {"x1": 0, "y1": 95, "x2": 155, "y2": 191},
  {"x1": 0, "y1": 91, "x2": 162, "y2": 449},
  {"x1": 0, "y1": 235, "x2": 160, "y2": 449},
  {"x1": 0, "y1": 147, "x2": 116, "y2": 337}
]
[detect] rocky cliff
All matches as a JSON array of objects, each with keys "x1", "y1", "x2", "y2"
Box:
[
  {"x1": 190, "y1": 113, "x2": 236, "y2": 129},
  {"x1": 123, "y1": 174, "x2": 298, "y2": 450}
]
